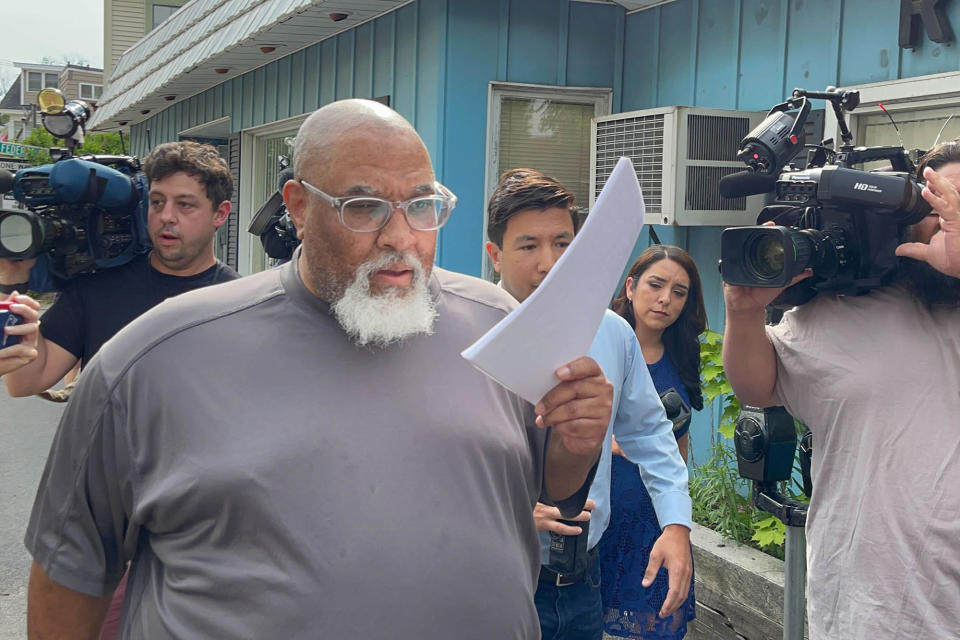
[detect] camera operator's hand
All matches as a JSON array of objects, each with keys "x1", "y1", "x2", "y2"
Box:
[
  {"x1": 722, "y1": 270, "x2": 813, "y2": 316},
  {"x1": 897, "y1": 166, "x2": 960, "y2": 279},
  {"x1": 533, "y1": 499, "x2": 595, "y2": 535},
  {"x1": 643, "y1": 524, "x2": 692, "y2": 619},
  {"x1": 0, "y1": 292, "x2": 41, "y2": 376},
  {"x1": 0, "y1": 257, "x2": 35, "y2": 288}
]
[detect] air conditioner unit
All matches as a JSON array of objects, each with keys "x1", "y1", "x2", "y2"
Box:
[{"x1": 590, "y1": 106, "x2": 767, "y2": 226}]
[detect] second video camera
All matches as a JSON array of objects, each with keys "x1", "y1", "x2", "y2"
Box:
[{"x1": 719, "y1": 87, "x2": 931, "y2": 306}]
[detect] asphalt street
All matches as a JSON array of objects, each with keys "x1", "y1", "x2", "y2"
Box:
[{"x1": 0, "y1": 387, "x2": 63, "y2": 639}]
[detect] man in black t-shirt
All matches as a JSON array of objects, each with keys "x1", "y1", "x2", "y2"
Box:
[{"x1": 1, "y1": 141, "x2": 240, "y2": 397}]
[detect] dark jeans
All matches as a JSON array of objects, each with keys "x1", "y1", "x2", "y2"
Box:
[{"x1": 534, "y1": 557, "x2": 603, "y2": 640}]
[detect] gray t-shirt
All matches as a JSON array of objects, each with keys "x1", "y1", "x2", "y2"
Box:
[
  {"x1": 767, "y1": 286, "x2": 960, "y2": 640},
  {"x1": 26, "y1": 258, "x2": 583, "y2": 638}
]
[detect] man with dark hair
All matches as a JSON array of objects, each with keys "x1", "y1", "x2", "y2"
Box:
[
  {"x1": 23, "y1": 100, "x2": 613, "y2": 639},
  {"x1": 722, "y1": 142, "x2": 960, "y2": 640},
  {"x1": 1, "y1": 140, "x2": 240, "y2": 396},
  {"x1": 485, "y1": 168, "x2": 692, "y2": 640}
]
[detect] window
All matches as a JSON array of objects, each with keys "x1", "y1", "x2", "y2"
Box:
[
  {"x1": 484, "y1": 82, "x2": 611, "y2": 275},
  {"x1": 79, "y1": 83, "x2": 103, "y2": 100},
  {"x1": 152, "y1": 4, "x2": 178, "y2": 29},
  {"x1": 28, "y1": 71, "x2": 58, "y2": 92}
]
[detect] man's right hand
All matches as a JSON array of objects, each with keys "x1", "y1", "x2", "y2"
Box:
[
  {"x1": 533, "y1": 499, "x2": 595, "y2": 535},
  {"x1": 0, "y1": 293, "x2": 41, "y2": 376},
  {"x1": 0, "y1": 258, "x2": 36, "y2": 287}
]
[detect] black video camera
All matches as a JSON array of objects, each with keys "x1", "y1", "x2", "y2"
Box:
[
  {"x1": 0, "y1": 89, "x2": 149, "y2": 279},
  {"x1": 248, "y1": 155, "x2": 299, "y2": 263},
  {"x1": 719, "y1": 87, "x2": 930, "y2": 306}
]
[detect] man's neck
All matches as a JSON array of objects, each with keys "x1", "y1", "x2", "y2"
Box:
[{"x1": 149, "y1": 250, "x2": 217, "y2": 277}]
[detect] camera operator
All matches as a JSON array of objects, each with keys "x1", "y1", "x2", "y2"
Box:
[
  {"x1": 721, "y1": 141, "x2": 960, "y2": 640},
  {"x1": 0, "y1": 141, "x2": 240, "y2": 398}
]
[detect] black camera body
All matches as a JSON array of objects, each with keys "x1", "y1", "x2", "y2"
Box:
[
  {"x1": 719, "y1": 88, "x2": 930, "y2": 306},
  {"x1": 0, "y1": 156, "x2": 150, "y2": 279},
  {"x1": 734, "y1": 405, "x2": 797, "y2": 484},
  {"x1": 248, "y1": 159, "x2": 299, "y2": 262},
  {"x1": 548, "y1": 517, "x2": 590, "y2": 575}
]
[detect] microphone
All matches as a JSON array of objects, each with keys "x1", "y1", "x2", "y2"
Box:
[
  {"x1": 719, "y1": 170, "x2": 777, "y2": 199},
  {"x1": 0, "y1": 170, "x2": 14, "y2": 194}
]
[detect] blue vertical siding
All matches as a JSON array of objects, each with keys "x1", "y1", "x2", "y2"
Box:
[
  {"x1": 506, "y1": 0, "x2": 564, "y2": 84},
  {"x1": 355, "y1": 22, "x2": 374, "y2": 100},
  {"x1": 440, "y1": 0, "x2": 501, "y2": 275},
  {"x1": 695, "y1": 0, "x2": 740, "y2": 109}
]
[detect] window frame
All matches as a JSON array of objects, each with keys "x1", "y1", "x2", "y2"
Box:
[
  {"x1": 79, "y1": 83, "x2": 103, "y2": 100},
  {"x1": 150, "y1": 2, "x2": 180, "y2": 29},
  {"x1": 26, "y1": 72, "x2": 42, "y2": 92},
  {"x1": 239, "y1": 113, "x2": 310, "y2": 275},
  {"x1": 482, "y1": 81, "x2": 612, "y2": 278}
]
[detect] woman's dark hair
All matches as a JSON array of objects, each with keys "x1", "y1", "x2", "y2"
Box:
[{"x1": 611, "y1": 245, "x2": 707, "y2": 410}]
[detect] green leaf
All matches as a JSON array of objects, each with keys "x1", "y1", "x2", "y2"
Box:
[
  {"x1": 701, "y1": 330, "x2": 723, "y2": 346},
  {"x1": 718, "y1": 421, "x2": 736, "y2": 439},
  {"x1": 721, "y1": 402, "x2": 741, "y2": 423},
  {"x1": 751, "y1": 516, "x2": 786, "y2": 548},
  {"x1": 701, "y1": 364, "x2": 723, "y2": 381}
]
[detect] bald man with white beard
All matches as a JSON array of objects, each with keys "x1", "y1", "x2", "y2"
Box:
[{"x1": 24, "y1": 99, "x2": 614, "y2": 639}]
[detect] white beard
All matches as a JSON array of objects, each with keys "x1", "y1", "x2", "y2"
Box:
[{"x1": 331, "y1": 251, "x2": 437, "y2": 348}]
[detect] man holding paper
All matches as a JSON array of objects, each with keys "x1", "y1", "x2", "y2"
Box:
[
  {"x1": 23, "y1": 100, "x2": 613, "y2": 639},
  {"x1": 485, "y1": 168, "x2": 692, "y2": 640}
]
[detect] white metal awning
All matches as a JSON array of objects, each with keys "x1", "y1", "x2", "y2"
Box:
[{"x1": 90, "y1": 0, "x2": 410, "y2": 131}]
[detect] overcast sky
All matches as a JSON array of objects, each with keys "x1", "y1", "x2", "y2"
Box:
[{"x1": 0, "y1": 1, "x2": 105, "y2": 96}]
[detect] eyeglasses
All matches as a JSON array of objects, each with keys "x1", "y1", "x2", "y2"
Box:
[{"x1": 298, "y1": 179, "x2": 457, "y2": 232}]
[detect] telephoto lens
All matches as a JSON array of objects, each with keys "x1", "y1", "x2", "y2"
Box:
[{"x1": 720, "y1": 225, "x2": 838, "y2": 287}]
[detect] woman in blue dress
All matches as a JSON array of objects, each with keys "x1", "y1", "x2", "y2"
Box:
[{"x1": 599, "y1": 245, "x2": 706, "y2": 639}]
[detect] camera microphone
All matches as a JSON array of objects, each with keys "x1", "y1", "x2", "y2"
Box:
[
  {"x1": 719, "y1": 170, "x2": 778, "y2": 199},
  {"x1": 0, "y1": 170, "x2": 14, "y2": 194}
]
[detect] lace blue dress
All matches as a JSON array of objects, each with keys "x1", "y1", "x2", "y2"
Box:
[{"x1": 597, "y1": 353, "x2": 696, "y2": 639}]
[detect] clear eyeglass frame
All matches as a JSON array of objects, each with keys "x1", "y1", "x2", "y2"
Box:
[{"x1": 298, "y1": 178, "x2": 457, "y2": 232}]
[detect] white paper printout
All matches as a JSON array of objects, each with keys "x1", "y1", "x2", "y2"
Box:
[{"x1": 461, "y1": 156, "x2": 646, "y2": 404}]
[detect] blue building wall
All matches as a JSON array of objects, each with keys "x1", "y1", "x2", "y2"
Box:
[{"x1": 129, "y1": 0, "x2": 960, "y2": 467}]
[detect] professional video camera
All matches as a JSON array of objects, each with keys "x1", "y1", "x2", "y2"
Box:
[
  {"x1": 719, "y1": 87, "x2": 931, "y2": 306},
  {"x1": 248, "y1": 155, "x2": 299, "y2": 263},
  {"x1": 0, "y1": 88, "x2": 149, "y2": 279}
]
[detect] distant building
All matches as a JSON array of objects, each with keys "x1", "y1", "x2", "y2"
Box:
[
  {"x1": 0, "y1": 63, "x2": 103, "y2": 141},
  {"x1": 104, "y1": 0, "x2": 189, "y2": 81}
]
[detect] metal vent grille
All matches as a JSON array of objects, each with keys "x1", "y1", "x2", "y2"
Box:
[
  {"x1": 687, "y1": 114, "x2": 752, "y2": 161},
  {"x1": 594, "y1": 114, "x2": 664, "y2": 214},
  {"x1": 686, "y1": 165, "x2": 747, "y2": 211}
]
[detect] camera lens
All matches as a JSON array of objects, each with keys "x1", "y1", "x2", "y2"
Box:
[{"x1": 748, "y1": 235, "x2": 787, "y2": 280}]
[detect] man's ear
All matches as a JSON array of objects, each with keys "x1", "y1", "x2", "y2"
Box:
[
  {"x1": 213, "y1": 201, "x2": 231, "y2": 228},
  {"x1": 283, "y1": 179, "x2": 306, "y2": 237},
  {"x1": 485, "y1": 241, "x2": 503, "y2": 274}
]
